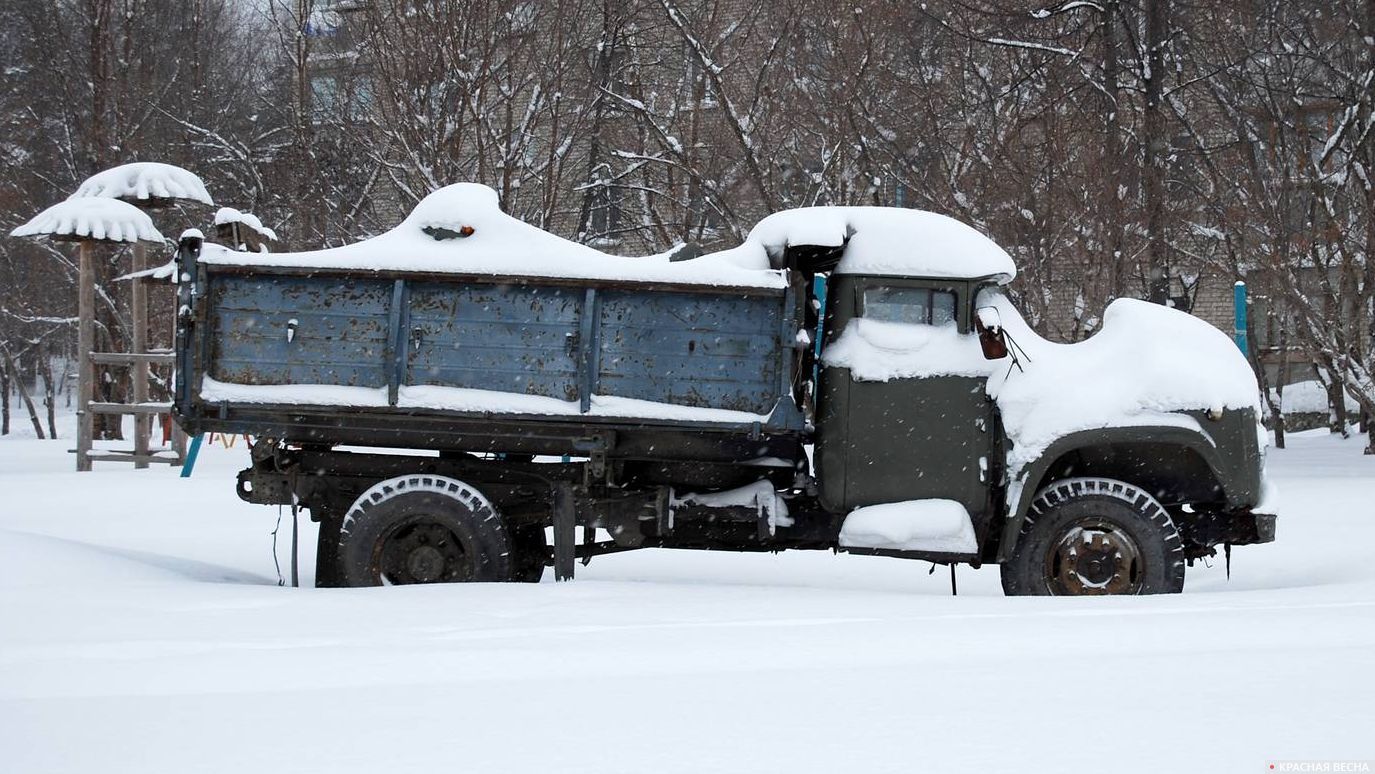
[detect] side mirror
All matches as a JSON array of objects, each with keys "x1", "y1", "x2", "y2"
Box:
[{"x1": 975, "y1": 307, "x2": 1008, "y2": 360}]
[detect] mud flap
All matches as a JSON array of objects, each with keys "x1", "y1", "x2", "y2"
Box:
[{"x1": 553, "y1": 482, "x2": 576, "y2": 581}]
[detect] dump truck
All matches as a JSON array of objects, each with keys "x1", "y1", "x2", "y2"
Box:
[{"x1": 173, "y1": 184, "x2": 1276, "y2": 595}]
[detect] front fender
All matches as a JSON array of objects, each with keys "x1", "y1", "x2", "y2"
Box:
[{"x1": 994, "y1": 414, "x2": 1262, "y2": 562}]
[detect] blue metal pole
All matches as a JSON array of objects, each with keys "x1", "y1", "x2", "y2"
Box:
[
  {"x1": 180, "y1": 434, "x2": 204, "y2": 478},
  {"x1": 812, "y1": 275, "x2": 827, "y2": 359},
  {"x1": 1233, "y1": 281, "x2": 1248, "y2": 354}
]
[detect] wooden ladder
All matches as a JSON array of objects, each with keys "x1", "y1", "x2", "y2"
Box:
[{"x1": 75, "y1": 351, "x2": 187, "y2": 470}]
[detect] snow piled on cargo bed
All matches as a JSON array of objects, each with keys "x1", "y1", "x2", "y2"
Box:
[
  {"x1": 198, "y1": 183, "x2": 786, "y2": 289},
  {"x1": 709, "y1": 206, "x2": 1017, "y2": 281}
]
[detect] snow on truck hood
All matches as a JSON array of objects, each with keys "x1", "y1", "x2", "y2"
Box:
[
  {"x1": 985, "y1": 293, "x2": 1263, "y2": 471},
  {"x1": 198, "y1": 183, "x2": 788, "y2": 289},
  {"x1": 827, "y1": 290, "x2": 1263, "y2": 474}
]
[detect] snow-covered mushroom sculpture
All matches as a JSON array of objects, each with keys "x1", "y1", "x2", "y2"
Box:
[
  {"x1": 9, "y1": 198, "x2": 168, "y2": 471},
  {"x1": 10, "y1": 196, "x2": 165, "y2": 244},
  {"x1": 64, "y1": 162, "x2": 212, "y2": 469},
  {"x1": 69, "y1": 161, "x2": 214, "y2": 211}
]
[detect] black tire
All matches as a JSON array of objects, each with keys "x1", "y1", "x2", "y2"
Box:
[
  {"x1": 509, "y1": 524, "x2": 549, "y2": 583},
  {"x1": 337, "y1": 475, "x2": 513, "y2": 586},
  {"x1": 1000, "y1": 477, "x2": 1186, "y2": 596}
]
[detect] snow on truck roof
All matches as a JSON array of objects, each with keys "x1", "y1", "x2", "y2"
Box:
[
  {"x1": 729, "y1": 206, "x2": 1018, "y2": 282},
  {"x1": 197, "y1": 183, "x2": 1015, "y2": 286}
]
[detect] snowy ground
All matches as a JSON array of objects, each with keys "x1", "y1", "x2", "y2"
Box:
[{"x1": 1, "y1": 419, "x2": 1372, "y2": 773}]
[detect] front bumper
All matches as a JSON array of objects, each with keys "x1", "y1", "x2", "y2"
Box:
[
  {"x1": 1250, "y1": 512, "x2": 1277, "y2": 544},
  {"x1": 1177, "y1": 509, "x2": 1276, "y2": 559}
]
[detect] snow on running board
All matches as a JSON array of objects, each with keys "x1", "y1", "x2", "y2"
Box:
[{"x1": 839, "y1": 500, "x2": 978, "y2": 554}]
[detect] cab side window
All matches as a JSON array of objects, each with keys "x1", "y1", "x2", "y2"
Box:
[{"x1": 862, "y1": 287, "x2": 957, "y2": 326}]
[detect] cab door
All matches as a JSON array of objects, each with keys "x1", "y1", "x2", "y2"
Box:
[{"x1": 815, "y1": 276, "x2": 996, "y2": 517}]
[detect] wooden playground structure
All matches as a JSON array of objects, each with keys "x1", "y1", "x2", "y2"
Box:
[{"x1": 11, "y1": 162, "x2": 276, "y2": 471}]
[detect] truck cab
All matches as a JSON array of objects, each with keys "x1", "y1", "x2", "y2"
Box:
[{"x1": 816, "y1": 273, "x2": 995, "y2": 526}]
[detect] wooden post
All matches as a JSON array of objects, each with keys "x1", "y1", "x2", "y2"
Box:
[
  {"x1": 77, "y1": 242, "x2": 94, "y2": 472},
  {"x1": 131, "y1": 242, "x2": 150, "y2": 468},
  {"x1": 171, "y1": 421, "x2": 188, "y2": 463}
]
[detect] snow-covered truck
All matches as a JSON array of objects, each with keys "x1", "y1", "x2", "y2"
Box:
[{"x1": 173, "y1": 183, "x2": 1276, "y2": 595}]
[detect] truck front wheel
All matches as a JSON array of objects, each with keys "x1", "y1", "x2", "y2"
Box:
[
  {"x1": 337, "y1": 475, "x2": 513, "y2": 586},
  {"x1": 1000, "y1": 477, "x2": 1186, "y2": 596}
]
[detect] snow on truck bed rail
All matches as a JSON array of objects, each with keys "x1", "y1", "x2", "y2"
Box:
[
  {"x1": 200, "y1": 377, "x2": 771, "y2": 425},
  {"x1": 198, "y1": 183, "x2": 787, "y2": 289}
]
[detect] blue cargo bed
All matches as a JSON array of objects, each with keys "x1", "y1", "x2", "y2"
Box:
[{"x1": 178, "y1": 262, "x2": 807, "y2": 450}]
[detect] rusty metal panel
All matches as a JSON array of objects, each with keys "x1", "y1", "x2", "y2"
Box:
[
  {"x1": 406, "y1": 282, "x2": 582, "y2": 401},
  {"x1": 208, "y1": 275, "x2": 393, "y2": 387},
  {"x1": 596, "y1": 290, "x2": 784, "y2": 414},
  {"x1": 203, "y1": 268, "x2": 794, "y2": 421}
]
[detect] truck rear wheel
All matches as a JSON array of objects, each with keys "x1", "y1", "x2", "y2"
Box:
[
  {"x1": 509, "y1": 524, "x2": 548, "y2": 583},
  {"x1": 338, "y1": 475, "x2": 513, "y2": 586},
  {"x1": 1000, "y1": 477, "x2": 1186, "y2": 596}
]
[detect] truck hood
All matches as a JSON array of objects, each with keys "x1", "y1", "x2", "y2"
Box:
[{"x1": 979, "y1": 292, "x2": 1265, "y2": 473}]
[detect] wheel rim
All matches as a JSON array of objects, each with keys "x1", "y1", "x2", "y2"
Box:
[
  {"x1": 1044, "y1": 517, "x2": 1145, "y2": 595},
  {"x1": 376, "y1": 519, "x2": 473, "y2": 584}
]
